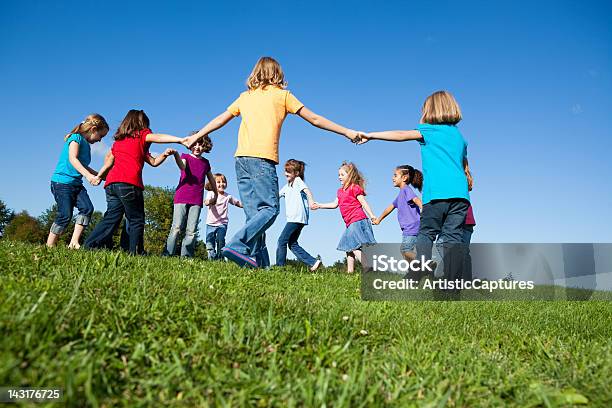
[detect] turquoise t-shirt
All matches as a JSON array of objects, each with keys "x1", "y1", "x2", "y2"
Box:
[
  {"x1": 417, "y1": 124, "x2": 470, "y2": 204},
  {"x1": 50, "y1": 133, "x2": 91, "y2": 185}
]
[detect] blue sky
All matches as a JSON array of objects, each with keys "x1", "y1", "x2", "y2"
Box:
[{"x1": 1, "y1": 0, "x2": 611, "y2": 263}]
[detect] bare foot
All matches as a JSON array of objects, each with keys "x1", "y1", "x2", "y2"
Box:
[
  {"x1": 68, "y1": 242, "x2": 81, "y2": 250},
  {"x1": 310, "y1": 259, "x2": 323, "y2": 272}
]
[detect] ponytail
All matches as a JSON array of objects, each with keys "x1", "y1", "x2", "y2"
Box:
[
  {"x1": 65, "y1": 113, "x2": 109, "y2": 141},
  {"x1": 397, "y1": 165, "x2": 423, "y2": 192}
]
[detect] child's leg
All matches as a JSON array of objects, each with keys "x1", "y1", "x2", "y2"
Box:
[
  {"x1": 226, "y1": 158, "x2": 279, "y2": 265},
  {"x1": 117, "y1": 183, "x2": 145, "y2": 255},
  {"x1": 415, "y1": 202, "x2": 444, "y2": 262},
  {"x1": 181, "y1": 205, "x2": 201, "y2": 257},
  {"x1": 438, "y1": 199, "x2": 469, "y2": 281},
  {"x1": 84, "y1": 185, "x2": 125, "y2": 249},
  {"x1": 216, "y1": 224, "x2": 227, "y2": 259},
  {"x1": 166, "y1": 204, "x2": 187, "y2": 255},
  {"x1": 353, "y1": 249, "x2": 362, "y2": 264},
  {"x1": 69, "y1": 186, "x2": 94, "y2": 249},
  {"x1": 47, "y1": 182, "x2": 76, "y2": 247},
  {"x1": 346, "y1": 251, "x2": 356, "y2": 273},
  {"x1": 276, "y1": 223, "x2": 297, "y2": 266},
  {"x1": 400, "y1": 235, "x2": 418, "y2": 262},
  {"x1": 462, "y1": 226, "x2": 474, "y2": 281},
  {"x1": 205, "y1": 225, "x2": 218, "y2": 259},
  {"x1": 287, "y1": 223, "x2": 317, "y2": 267}
]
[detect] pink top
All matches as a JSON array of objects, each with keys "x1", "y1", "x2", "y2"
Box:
[
  {"x1": 337, "y1": 184, "x2": 368, "y2": 227},
  {"x1": 205, "y1": 191, "x2": 241, "y2": 226},
  {"x1": 465, "y1": 205, "x2": 476, "y2": 226},
  {"x1": 174, "y1": 154, "x2": 211, "y2": 206}
]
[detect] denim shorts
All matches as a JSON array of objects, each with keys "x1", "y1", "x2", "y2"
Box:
[{"x1": 400, "y1": 234, "x2": 417, "y2": 253}]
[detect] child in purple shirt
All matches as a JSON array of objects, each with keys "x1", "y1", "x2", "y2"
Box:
[
  {"x1": 164, "y1": 135, "x2": 218, "y2": 257},
  {"x1": 373, "y1": 165, "x2": 423, "y2": 260}
]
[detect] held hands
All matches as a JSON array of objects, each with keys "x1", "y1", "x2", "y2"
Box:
[
  {"x1": 310, "y1": 202, "x2": 320, "y2": 210},
  {"x1": 183, "y1": 134, "x2": 200, "y2": 149},
  {"x1": 371, "y1": 217, "x2": 380, "y2": 225},
  {"x1": 163, "y1": 148, "x2": 177, "y2": 157},
  {"x1": 87, "y1": 174, "x2": 101, "y2": 186},
  {"x1": 354, "y1": 131, "x2": 371, "y2": 145},
  {"x1": 205, "y1": 196, "x2": 218, "y2": 207}
]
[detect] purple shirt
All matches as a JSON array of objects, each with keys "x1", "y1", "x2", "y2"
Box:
[
  {"x1": 174, "y1": 153, "x2": 210, "y2": 206},
  {"x1": 392, "y1": 186, "x2": 421, "y2": 236}
]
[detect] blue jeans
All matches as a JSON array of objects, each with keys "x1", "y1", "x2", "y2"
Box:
[
  {"x1": 50, "y1": 181, "x2": 94, "y2": 234},
  {"x1": 400, "y1": 234, "x2": 417, "y2": 254},
  {"x1": 206, "y1": 224, "x2": 227, "y2": 260},
  {"x1": 416, "y1": 199, "x2": 469, "y2": 282},
  {"x1": 165, "y1": 204, "x2": 201, "y2": 257},
  {"x1": 276, "y1": 222, "x2": 316, "y2": 267},
  {"x1": 85, "y1": 183, "x2": 145, "y2": 254},
  {"x1": 227, "y1": 157, "x2": 279, "y2": 265}
]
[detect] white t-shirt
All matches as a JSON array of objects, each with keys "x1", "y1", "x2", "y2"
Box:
[{"x1": 279, "y1": 176, "x2": 310, "y2": 224}]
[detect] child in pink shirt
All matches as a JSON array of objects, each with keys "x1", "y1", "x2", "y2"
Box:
[
  {"x1": 205, "y1": 173, "x2": 243, "y2": 260},
  {"x1": 314, "y1": 162, "x2": 377, "y2": 273}
]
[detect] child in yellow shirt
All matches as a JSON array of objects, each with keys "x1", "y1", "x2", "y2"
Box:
[{"x1": 186, "y1": 56, "x2": 358, "y2": 267}]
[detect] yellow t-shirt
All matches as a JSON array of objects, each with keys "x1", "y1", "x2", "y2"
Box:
[{"x1": 227, "y1": 87, "x2": 304, "y2": 164}]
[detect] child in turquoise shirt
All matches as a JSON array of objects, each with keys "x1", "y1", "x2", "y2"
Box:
[{"x1": 358, "y1": 90, "x2": 471, "y2": 283}]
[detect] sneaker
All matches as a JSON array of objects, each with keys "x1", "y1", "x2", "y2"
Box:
[{"x1": 221, "y1": 247, "x2": 258, "y2": 268}]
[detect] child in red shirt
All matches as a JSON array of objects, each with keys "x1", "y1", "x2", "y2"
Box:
[{"x1": 85, "y1": 110, "x2": 187, "y2": 254}]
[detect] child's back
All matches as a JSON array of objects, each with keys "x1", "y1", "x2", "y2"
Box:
[
  {"x1": 417, "y1": 124, "x2": 469, "y2": 204},
  {"x1": 228, "y1": 87, "x2": 303, "y2": 164}
]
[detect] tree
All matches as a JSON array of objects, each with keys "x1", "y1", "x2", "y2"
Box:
[
  {"x1": 0, "y1": 199, "x2": 15, "y2": 237},
  {"x1": 4, "y1": 211, "x2": 45, "y2": 243},
  {"x1": 143, "y1": 185, "x2": 179, "y2": 255}
]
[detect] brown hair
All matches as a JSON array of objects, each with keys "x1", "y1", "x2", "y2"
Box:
[
  {"x1": 205, "y1": 173, "x2": 227, "y2": 191},
  {"x1": 420, "y1": 90, "x2": 462, "y2": 125},
  {"x1": 246, "y1": 57, "x2": 287, "y2": 90},
  {"x1": 396, "y1": 165, "x2": 423, "y2": 192},
  {"x1": 189, "y1": 131, "x2": 213, "y2": 153},
  {"x1": 114, "y1": 110, "x2": 150, "y2": 141},
  {"x1": 285, "y1": 159, "x2": 306, "y2": 181},
  {"x1": 340, "y1": 161, "x2": 366, "y2": 190},
  {"x1": 64, "y1": 113, "x2": 109, "y2": 141}
]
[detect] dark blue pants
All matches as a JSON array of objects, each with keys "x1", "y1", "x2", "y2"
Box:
[
  {"x1": 276, "y1": 222, "x2": 316, "y2": 267},
  {"x1": 85, "y1": 183, "x2": 145, "y2": 254},
  {"x1": 417, "y1": 199, "x2": 469, "y2": 281},
  {"x1": 50, "y1": 181, "x2": 94, "y2": 234}
]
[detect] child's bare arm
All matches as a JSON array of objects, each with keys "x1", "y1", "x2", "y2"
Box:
[
  {"x1": 146, "y1": 133, "x2": 185, "y2": 144},
  {"x1": 357, "y1": 195, "x2": 376, "y2": 220},
  {"x1": 314, "y1": 198, "x2": 339, "y2": 210},
  {"x1": 68, "y1": 142, "x2": 96, "y2": 184},
  {"x1": 96, "y1": 150, "x2": 115, "y2": 180},
  {"x1": 230, "y1": 197, "x2": 243, "y2": 208},
  {"x1": 303, "y1": 188, "x2": 316, "y2": 209},
  {"x1": 464, "y1": 157, "x2": 473, "y2": 191},
  {"x1": 297, "y1": 107, "x2": 358, "y2": 141},
  {"x1": 373, "y1": 204, "x2": 395, "y2": 225},
  {"x1": 204, "y1": 171, "x2": 219, "y2": 206},
  {"x1": 186, "y1": 111, "x2": 235, "y2": 148},
  {"x1": 173, "y1": 151, "x2": 187, "y2": 171},
  {"x1": 412, "y1": 197, "x2": 423, "y2": 211},
  {"x1": 146, "y1": 148, "x2": 176, "y2": 167},
  {"x1": 359, "y1": 130, "x2": 423, "y2": 144}
]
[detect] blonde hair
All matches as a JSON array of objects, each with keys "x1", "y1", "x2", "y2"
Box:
[
  {"x1": 65, "y1": 113, "x2": 109, "y2": 141},
  {"x1": 246, "y1": 57, "x2": 287, "y2": 90},
  {"x1": 420, "y1": 90, "x2": 462, "y2": 125},
  {"x1": 340, "y1": 161, "x2": 366, "y2": 190}
]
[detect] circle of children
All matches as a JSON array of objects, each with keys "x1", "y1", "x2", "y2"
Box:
[{"x1": 47, "y1": 56, "x2": 475, "y2": 278}]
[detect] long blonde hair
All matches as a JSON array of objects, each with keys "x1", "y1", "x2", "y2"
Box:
[
  {"x1": 246, "y1": 57, "x2": 287, "y2": 90},
  {"x1": 65, "y1": 113, "x2": 109, "y2": 141},
  {"x1": 420, "y1": 90, "x2": 462, "y2": 125},
  {"x1": 340, "y1": 161, "x2": 366, "y2": 190}
]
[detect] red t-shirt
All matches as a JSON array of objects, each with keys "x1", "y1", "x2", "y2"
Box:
[
  {"x1": 105, "y1": 128, "x2": 152, "y2": 190},
  {"x1": 337, "y1": 184, "x2": 368, "y2": 227}
]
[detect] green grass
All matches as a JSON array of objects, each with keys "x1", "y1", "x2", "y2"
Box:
[{"x1": 1, "y1": 240, "x2": 611, "y2": 407}]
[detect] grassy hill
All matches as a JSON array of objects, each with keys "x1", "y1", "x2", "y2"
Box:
[{"x1": 1, "y1": 241, "x2": 611, "y2": 407}]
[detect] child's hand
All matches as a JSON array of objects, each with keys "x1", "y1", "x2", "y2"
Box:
[
  {"x1": 208, "y1": 196, "x2": 217, "y2": 206},
  {"x1": 164, "y1": 148, "x2": 177, "y2": 157},
  {"x1": 182, "y1": 135, "x2": 197, "y2": 149},
  {"x1": 86, "y1": 174, "x2": 97, "y2": 185},
  {"x1": 311, "y1": 202, "x2": 320, "y2": 210},
  {"x1": 91, "y1": 176, "x2": 102, "y2": 186},
  {"x1": 356, "y1": 132, "x2": 370, "y2": 145},
  {"x1": 371, "y1": 217, "x2": 379, "y2": 225}
]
